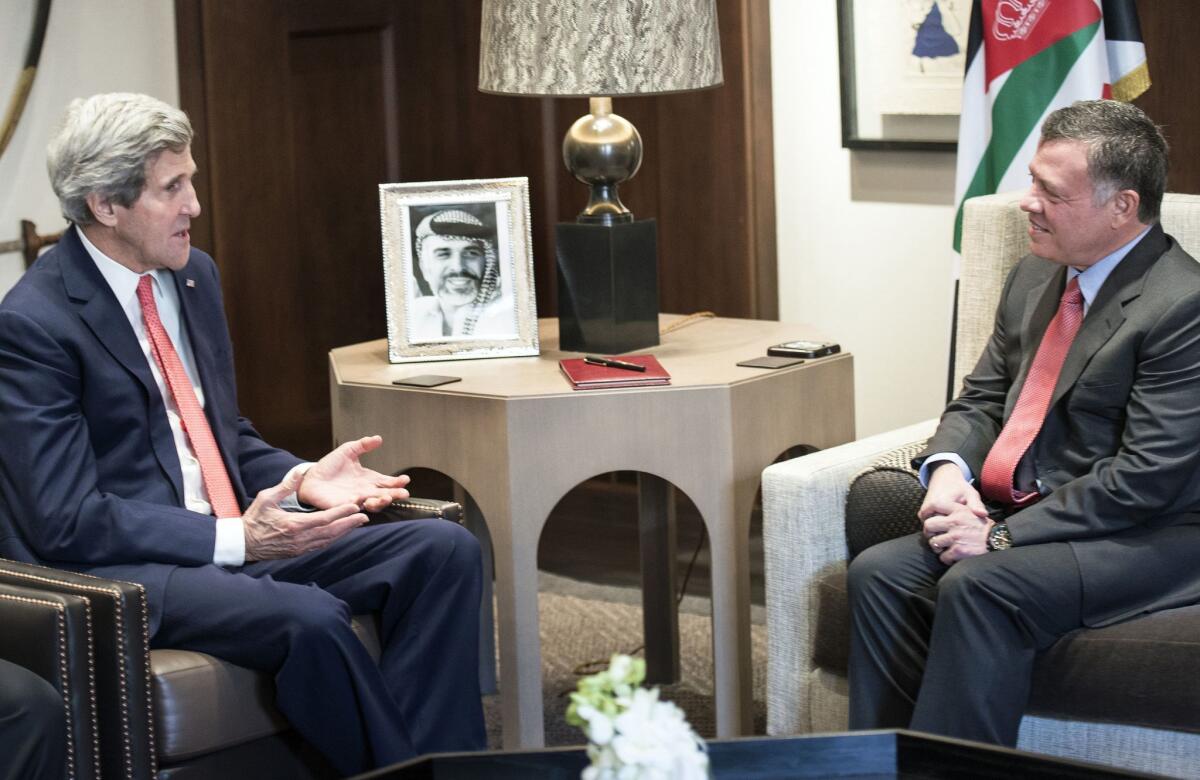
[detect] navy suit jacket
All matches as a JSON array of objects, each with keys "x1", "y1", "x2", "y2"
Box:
[{"x1": 0, "y1": 227, "x2": 301, "y2": 630}]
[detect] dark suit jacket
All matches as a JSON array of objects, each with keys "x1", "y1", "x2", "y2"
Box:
[
  {"x1": 917, "y1": 224, "x2": 1200, "y2": 626},
  {"x1": 0, "y1": 227, "x2": 301, "y2": 630}
]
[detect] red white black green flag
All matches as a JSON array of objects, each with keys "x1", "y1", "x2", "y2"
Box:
[{"x1": 952, "y1": 0, "x2": 1150, "y2": 252}]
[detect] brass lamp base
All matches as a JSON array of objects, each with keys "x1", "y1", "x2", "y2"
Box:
[{"x1": 562, "y1": 97, "x2": 642, "y2": 225}]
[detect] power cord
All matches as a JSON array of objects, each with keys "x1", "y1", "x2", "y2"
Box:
[
  {"x1": 659, "y1": 311, "x2": 716, "y2": 335},
  {"x1": 569, "y1": 529, "x2": 707, "y2": 678}
]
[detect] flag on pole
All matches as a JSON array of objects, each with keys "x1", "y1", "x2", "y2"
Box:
[{"x1": 952, "y1": 0, "x2": 1150, "y2": 253}]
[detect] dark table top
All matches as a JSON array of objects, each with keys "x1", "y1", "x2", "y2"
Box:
[{"x1": 354, "y1": 730, "x2": 1163, "y2": 779}]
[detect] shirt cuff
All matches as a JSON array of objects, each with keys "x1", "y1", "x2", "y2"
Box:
[
  {"x1": 918, "y1": 453, "x2": 974, "y2": 488},
  {"x1": 281, "y1": 462, "x2": 315, "y2": 510},
  {"x1": 213, "y1": 516, "x2": 246, "y2": 567}
]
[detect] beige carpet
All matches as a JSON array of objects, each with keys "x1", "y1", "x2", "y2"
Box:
[{"x1": 482, "y1": 576, "x2": 767, "y2": 749}]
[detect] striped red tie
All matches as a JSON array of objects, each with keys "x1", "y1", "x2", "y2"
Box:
[
  {"x1": 136, "y1": 275, "x2": 241, "y2": 519},
  {"x1": 980, "y1": 277, "x2": 1084, "y2": 506}
]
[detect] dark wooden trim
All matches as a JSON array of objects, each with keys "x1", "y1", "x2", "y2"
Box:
[
  {"x1": 173, "y1": 0, "x2": 215, "y2": 262},
  {"x1": 743, "y1": 0, "x2": 778, "y2": 319}
]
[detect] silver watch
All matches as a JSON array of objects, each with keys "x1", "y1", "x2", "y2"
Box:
[{"x1": 987, "y1": 523, "x2": 1012, "y2": 551}]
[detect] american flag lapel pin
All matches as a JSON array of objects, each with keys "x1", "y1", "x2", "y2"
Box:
[{"x1": 186, "y1": 278, "x2": 196, "y2": 288}]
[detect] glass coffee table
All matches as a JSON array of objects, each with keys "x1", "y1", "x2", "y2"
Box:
[{"x1": 355, "y1": 730, "x2": 1162, "y2": 779}]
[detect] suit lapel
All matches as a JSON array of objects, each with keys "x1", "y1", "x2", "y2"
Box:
[
  {"x1": 59, "y1": 228, "x2": 186, "y2": 504},
  {"x1": 1049, "y1": 224, "x2": 1167, "y2": 408}
]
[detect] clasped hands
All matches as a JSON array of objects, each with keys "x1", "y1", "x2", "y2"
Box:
[
  {"x1": 920, "y1": 461, "x2": 994, "y2": 565},
  {"x1": 243, "y1": 435, "x2": 410, "y2": 561}
]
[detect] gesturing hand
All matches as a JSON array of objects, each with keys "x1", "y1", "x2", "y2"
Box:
[
  {"x1": 297, "y1": 435, "x2": 411, "y2": 512},
  {"x1": 243, "y1": 468, "x2": 367, "y2": 561}
]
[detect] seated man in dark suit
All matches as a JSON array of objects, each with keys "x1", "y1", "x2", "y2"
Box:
[
  {"x1": 0, "y1": 658, "x2": 65, "y2": 780},
  {"x1": 847, "y1": 100, "x2": 1200, "y2": 746},
  {"x1": 0, "y1": 93, "x2": 485, "y2": 774}
]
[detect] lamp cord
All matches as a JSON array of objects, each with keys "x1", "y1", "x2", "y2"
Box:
[
  {"x1": 569, "y1": 529, "x2": 707, "y2": 679},
  {"x1": 659, "y1": 311, "x2": 716, "y2": 335}
]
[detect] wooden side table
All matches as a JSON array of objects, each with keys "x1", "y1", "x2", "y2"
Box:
[{"x1": 329, "y1": 315, "x2": 854, "y2": 748}]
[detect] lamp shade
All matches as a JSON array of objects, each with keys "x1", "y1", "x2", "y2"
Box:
[{"x1": 478, "y1": 0, "x2": 723, "y2": 97}]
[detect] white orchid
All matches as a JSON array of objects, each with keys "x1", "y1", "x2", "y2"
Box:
[{"x1": 567, "y1": 654, "x2": 709, "y2": 780}]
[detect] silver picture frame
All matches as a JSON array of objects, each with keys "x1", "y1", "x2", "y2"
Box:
[{"x1": 379, "y1": 177, "x2": 539, "y2": 363}]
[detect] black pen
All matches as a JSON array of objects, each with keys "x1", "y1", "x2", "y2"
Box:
[{"x1": 584, "y1": 355, "x2": 647, "y2": 372}]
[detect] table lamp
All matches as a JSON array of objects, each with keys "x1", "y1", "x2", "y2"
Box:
[{"x1": 478, "y1": 0, "x2": 723, "y2": 353}]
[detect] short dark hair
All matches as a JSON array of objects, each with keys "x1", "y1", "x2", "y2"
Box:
[{"x1": 1040, "y1": 99, "x2": 1168, "y2": 223}]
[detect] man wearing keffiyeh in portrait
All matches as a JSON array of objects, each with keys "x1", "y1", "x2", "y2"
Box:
[{"x1": 409, "y1": 208, "x2": 517, "y2": 340}]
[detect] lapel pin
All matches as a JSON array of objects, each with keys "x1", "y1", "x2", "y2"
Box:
[{"x1": 186, "y1": 278, "x2": 196, "y2": 288}]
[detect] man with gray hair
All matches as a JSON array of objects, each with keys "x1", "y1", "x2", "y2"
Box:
[
  {"x1": 847, "y1": 100, "x2": 1200, "y2": 745},
  {"x1": 0, "y1": 93, "x2": 485, "y2": 774},
  {"x1": 409, "y1": 207, "x2": 516, "y2": 340}
]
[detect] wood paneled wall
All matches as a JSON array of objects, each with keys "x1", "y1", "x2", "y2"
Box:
[
  {"x1": 175, "y1": 0, "x2": 775, "y2": 458},
  {"x1": 1134, "y1": 0, "x2": 1200, "y2": 196}
]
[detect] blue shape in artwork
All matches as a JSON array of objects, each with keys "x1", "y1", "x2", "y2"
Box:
[{"x1": 913, "y1": 2, "x2": 959, "y2": 59}]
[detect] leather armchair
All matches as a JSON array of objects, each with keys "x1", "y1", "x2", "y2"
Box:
[
  {"x1": 762, "y1": 192, "x2": 1200, "y2": 778},
  {"x1": 0, "y1": 498, "x2": 462, "y2": 780}
]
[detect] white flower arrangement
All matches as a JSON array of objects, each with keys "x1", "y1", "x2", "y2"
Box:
[{"x1": 566, "y1": 654, "x2": 710, "y2": 780}]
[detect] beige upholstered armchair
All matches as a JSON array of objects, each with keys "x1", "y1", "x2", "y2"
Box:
[{"x1": 762, "y1": 191, "x2": 1200, "y2": 777}]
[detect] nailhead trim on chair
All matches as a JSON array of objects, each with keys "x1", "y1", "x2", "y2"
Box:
[
  {"x1": 390, "y1": 499, "x2": 464, "y2": 522},
  {"x1": 1, "y1": 567, "x2": 148, "y2": 777},
  {"x1": 135, "y1": 581, "x2": 156, "y2": 775}
]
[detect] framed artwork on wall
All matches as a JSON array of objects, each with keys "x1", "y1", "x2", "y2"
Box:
[
  {"x1": 380, "y1": 177, "x2": 539, "y2": 363},
  {"x1": 838, "y1": 0, "x2": 970, "y2": 151}
]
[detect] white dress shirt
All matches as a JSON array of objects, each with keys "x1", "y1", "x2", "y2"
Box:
[{"x1": 79, "y1": 229, "x2": 252, "y2": 565}]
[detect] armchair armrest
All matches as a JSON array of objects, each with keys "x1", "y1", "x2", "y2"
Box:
[
  {"x1": 371, "y1": 497, "x2": 463, "y2": 524},
  {"x1": 761, "y1": 419, "x2": 937, "y2": 735},
  {"x1": 0, "y1": 559, "x2": 155, "y2": 780},
  {"x1": 0, "y1": 572, "x2": 100, "y2": 780}
]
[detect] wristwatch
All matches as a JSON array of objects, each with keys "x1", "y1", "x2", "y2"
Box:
[{"x1": 986, "y1": 523, "x2": 1013, "y2": 551}]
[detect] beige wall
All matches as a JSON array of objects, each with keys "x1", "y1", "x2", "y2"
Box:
[
  {"x1": 0, "y1": 0, "x2": 179, "y2": 294},
  {"x1": 770, "y1": 0, "x2": 957, "y2": 437}
]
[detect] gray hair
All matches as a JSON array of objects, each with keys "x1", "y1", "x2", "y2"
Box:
[
  {"x1": 46, "y1": 93, "x2": 193, "y2": 225},
  {"x1": 1040, "y1": 99, "x2": 1168, "y2": 223}
]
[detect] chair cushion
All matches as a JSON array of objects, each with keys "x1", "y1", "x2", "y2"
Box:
[
  {"x1": 152, "y1": 615, "x2": 381, "y2": 762},
  {"x1": 1028, "y1": 606, "x2": 1200, "y2": 732},
  {"x1": 844, "y1": 441, "x2": 926, "y2": 557},
  {"x1": 812, "y1": 566, "x2": 1200, "y2": 733}
]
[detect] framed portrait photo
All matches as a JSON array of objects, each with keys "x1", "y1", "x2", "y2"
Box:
[{"x1": 380, "y1": 177, "x2": 539, "y2": 363}]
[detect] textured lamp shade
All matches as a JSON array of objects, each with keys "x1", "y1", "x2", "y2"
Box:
[
  {"x1": 479, "y1": 0, "x2": 724, "y2": 355},
  {"x1": 478, "y1": 0, "x2": 723, "y2": 97}
]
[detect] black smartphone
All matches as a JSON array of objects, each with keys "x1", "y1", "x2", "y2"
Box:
[
  {"x1": 392, "y1": 375, "x2": 462, "y2": 388},
  {"x1": 767, "y1": 340, "x2": 840, "y2": 359}
]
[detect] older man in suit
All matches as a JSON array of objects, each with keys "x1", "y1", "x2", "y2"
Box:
[
  {"x1": 0, "y1": 93, "x2": 485, "y2": 774},
  {"x1": 847, "y1": 100, "x2": 1200, "y2": 745}
]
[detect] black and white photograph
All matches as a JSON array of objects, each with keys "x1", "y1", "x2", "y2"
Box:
[
  {"x1": 380, "y1": 178, "x2": 538, "y2": 362},
  {"x1": 406, "y1": 202, "x2": 516, "y2": 342}
]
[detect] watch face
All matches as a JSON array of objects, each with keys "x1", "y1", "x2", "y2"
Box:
[{"x1": 989, "y1": 525, "x2": 1013, "y2": 551}]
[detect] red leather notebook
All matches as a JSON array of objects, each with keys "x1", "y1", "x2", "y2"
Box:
[{"x1": 559, "y1": 354, "x2": 671, "y2": 390}]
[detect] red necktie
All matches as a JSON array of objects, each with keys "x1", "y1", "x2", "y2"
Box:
[
  {"x1": 136, "y1": 275, "x2": 241, "y2": 519},
  {"x1": 980, "y1": 277, "x2": 1084, "y2": 506}
]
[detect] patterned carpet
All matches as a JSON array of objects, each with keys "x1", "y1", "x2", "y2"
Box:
[{"x1": 482, "y1": 574, "x2": 767, "y2": 749}]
